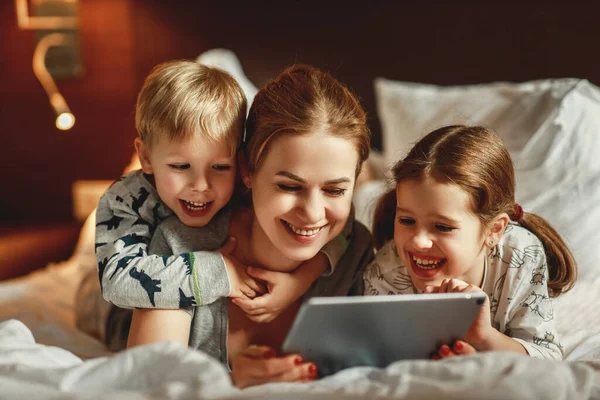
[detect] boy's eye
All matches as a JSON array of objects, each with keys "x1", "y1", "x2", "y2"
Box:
[
  {"x1": 324, "y1": 188, "x2": 347, "y2": 197},
  {"x1": 397, "y1": 217, "x2": 415, "y2": 226},
  {"x1": 435, "y1": 224, "x2": 455, "y2": 232},
  {"x1": 169, "y1": 164, "x2": 189, "y2": 170},
  {"x1": 278, "y1": 184, "x2": 301, "y2": 193},
  {"x1": 212, "y1": 164, "x2": 232, "y2": 171}
]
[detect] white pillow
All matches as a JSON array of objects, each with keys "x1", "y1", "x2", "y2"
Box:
[{"x1": 374, "y1": 77, "x2": 600, "y2": 282}]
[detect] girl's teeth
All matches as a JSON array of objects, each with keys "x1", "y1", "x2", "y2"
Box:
[
  {"x1": 183, "y1": 200, "x2": 208, "y2": 210},
  {"x1": 286, "y1": 222, "x2": 323, "y2": 236},
  {"x1": 412, "y1": 256, "x2": 443, "y2": 269}
]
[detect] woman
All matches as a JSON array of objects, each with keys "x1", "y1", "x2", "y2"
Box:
[{"x1": 126, "y1": 65, "x2": 375, "y2": 388}]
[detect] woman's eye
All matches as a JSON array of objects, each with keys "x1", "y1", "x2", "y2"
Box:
[
  {"x1": 278, "y1": 184, "x2": 301, "y2": 193},
  {"x1": 324, "y1": 188, "x2": 347, "y2": 197},
  {"x1": 435, "y1": 224, "x2": 454, "y2": 232},
  {"x1": 212, "y1": 164, "x2": 232, "y2": 171},
  {"x1": 397, "y1": 217, "x2": 415, "y2": 226},
  {"x1": 169, "y1": 164, "x2": 189, "y2": 171}
]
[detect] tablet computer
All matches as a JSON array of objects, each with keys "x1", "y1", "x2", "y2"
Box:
[{"x1": 282, "y1": 292, "x2": 486, "y2": 376}]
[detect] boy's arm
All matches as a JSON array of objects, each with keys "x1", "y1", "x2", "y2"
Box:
[{"x1": 96, "y1": 179, "x2": 231, "y2": 309}]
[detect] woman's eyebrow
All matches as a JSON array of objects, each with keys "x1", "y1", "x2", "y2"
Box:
[{"x1": 276, "y1": 171, "x2": 351, "y2": 185}]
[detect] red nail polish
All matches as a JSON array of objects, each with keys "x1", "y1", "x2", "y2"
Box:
[
  {"x1": 454, "y1": 341, "x2": 463, "y2": 351},
  {"x1": 308, "y1": 364, "x2": 318, "y2": 378},
  {"x1": 266, "y1": 348, "x2": 276, "y2": 358},
  {"x1": 294, "y1": 356, "x2": 303, "y2": 365},
  {"x1": 440, "y1": 345, "x2": 450, "y2": 356}
]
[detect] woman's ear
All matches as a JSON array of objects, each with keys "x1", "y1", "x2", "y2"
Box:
[
  {"x1": 134, "y1": 138, "x2": 153, "y2": 174},
  {"x1": 485, "y1": 213, "x2": 510, "y2": 248},
  {"x1": 237, "y1": 151, "x2": 252, "y2": 188}
]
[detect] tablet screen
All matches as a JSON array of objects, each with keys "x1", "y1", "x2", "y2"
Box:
[{"x1": 282, "y1": 292, "x2": 486, "y2": 376}]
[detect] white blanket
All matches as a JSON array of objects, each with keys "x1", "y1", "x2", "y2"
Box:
[{"x1": 1, "y1": 319, "x2": 599, "y2": 399}]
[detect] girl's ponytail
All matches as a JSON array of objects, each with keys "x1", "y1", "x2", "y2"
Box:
[{"x1": 519, "y1": 212, "x2": 577, "y2": 297}]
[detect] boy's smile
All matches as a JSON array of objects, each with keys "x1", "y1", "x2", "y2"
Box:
[{"x1": 137, "y1": 135, "x2": 236, "y2": 227}]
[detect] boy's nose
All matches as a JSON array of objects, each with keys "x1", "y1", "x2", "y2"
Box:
[{"x1": 190, "y1": 176, "x2": 210, "y2": 192}]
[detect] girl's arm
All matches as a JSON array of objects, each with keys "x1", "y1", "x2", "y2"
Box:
[{"x1": 127, "y1": 309, "x2": 192, "y2": 348}]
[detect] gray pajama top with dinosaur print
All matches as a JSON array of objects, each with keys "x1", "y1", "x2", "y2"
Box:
[
  {"x1": 96, "y1": 170, "x2": 348, "y2": 310},
  {"x1": 363, "y1": 223, "x2": 562, "y2": 360}
]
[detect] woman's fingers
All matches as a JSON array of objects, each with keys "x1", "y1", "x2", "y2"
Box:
[
  {"x1": 270, "y1": 361, "x2": 318, "y2": 383},
  {"x1": 242, "y1": 344, "x2": 276, "y2": 359}
]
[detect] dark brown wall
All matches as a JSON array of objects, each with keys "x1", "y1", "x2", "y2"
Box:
[
  {"x1": 2, "y1": 1, "x2": 599, "y2": 225},
  {"x1": 0, "y1": 0, "x2": 137, "y2": 225}
]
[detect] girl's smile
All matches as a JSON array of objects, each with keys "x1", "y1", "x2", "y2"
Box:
[{"x1": 394, "y1": 178, "x2": 487, "y2": 290}]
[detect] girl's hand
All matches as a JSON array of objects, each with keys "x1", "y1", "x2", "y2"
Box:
[
  {"x1": 433, "y1": 340, "x2": 477, "y2": 360},
  {"x1": 233, "y1": 254, "x2": 327, "y2": 323},
  {"x1": 230, "y1": 345, "x2": 318, "y2": 388},
  {"x1": 425, "y1": 278, "x2": 494, "y2": 351}
]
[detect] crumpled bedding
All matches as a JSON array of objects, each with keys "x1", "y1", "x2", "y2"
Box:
[{"x1": 2, "y1": 319, "x2": 599, "y2": 400}]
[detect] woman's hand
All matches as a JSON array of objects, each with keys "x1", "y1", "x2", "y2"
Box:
[
  {"x1": 230, "y1": 345, "x2": 318, "y2": 388},
  {"x1": 425, "y1": 278, "x2": 494, "y2": 352}
]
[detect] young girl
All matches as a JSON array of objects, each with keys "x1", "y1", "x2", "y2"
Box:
[{"x1": 363, "y1": 125, "x2": 577, "y2": 360}]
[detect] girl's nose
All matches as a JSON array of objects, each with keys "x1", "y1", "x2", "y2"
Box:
[{"x1": 412, "y1": 231, "x2": 433, "y2": 250}]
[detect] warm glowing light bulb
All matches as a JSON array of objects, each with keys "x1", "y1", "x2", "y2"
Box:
[{"x1": 56, "y1": 112, "x2": 75, "y2": 130}]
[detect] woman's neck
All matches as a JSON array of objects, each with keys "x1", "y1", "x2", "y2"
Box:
[{"x1": 230, "y1": 207, "x2": 301, "y2": 272}]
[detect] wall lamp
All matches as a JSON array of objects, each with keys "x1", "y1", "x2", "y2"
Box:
[{"x1": 15, "y1": 0, "x2": 80, "y2": 131}]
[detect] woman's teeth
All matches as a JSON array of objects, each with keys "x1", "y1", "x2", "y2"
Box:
[
  {"x1": 182, "y1": 200, "x2": 208, "y2": 210},
  {"x1": 286, "y1": 222, "x2": 323, "y2": 236},
  {"x1": 413, "y1": 256, "x2": 443, "y2": 270}
]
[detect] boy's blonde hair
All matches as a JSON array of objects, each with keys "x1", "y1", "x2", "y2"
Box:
[{"x1": 135, "y1": 60, "x2": 246, "y2": 154}]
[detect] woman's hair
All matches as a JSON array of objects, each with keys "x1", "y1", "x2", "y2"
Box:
[
  {"x1": 135, "y1": 60, "x2": 246, "y2": 155},
  {"x1": 244, "y1": 64, "x2": 370, "y2": 177},
  {"x1": 373, "y1": 125, "x2": 576, "y2": 296}
]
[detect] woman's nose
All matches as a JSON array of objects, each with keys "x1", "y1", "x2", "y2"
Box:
[{"x1": 299, "y1": 192, "x2": 325, "y2": 223}]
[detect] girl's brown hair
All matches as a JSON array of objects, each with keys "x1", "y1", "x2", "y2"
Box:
[
  {"x1": 373, "y1": 125, "x2": 576, "y2": 296},
  {"x1": 244, "y1": 64, "x2": 370, "y2": 177}
]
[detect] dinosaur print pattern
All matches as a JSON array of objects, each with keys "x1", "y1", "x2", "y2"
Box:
[
  {"x1": 363, "y1": 222, "x2": 562, "y2": 360},
  {"x1": 96, "y1": 215, "x2": 124, "y2": 231},
  {"x1": 178, "y1": 288, "x2": 196, "y2": 308},
  {"x1": 129, "y1": 267, "x2": 161, "y2": 307}
]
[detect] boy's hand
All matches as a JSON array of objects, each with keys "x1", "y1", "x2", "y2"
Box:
[
  {"x1": 232, "y1": 253, "x2": 329, "y2": 323},
  {"x1": 230, "y1": 345, "x2": 317, "y2": 388},
  {"x1": 220, "y1": 237, "x2": 266, "y2": 299},
  {"x1": 425, "y1": 278, "x2": 494, "y2": 351}
]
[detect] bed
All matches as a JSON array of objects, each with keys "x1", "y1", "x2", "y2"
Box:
[{"x1": 4, "y1": 14, "x2": 600, "y2": 399}]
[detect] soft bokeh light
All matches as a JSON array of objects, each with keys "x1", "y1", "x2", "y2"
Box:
[{"x1": 56, "y1": 112, "x2": 75, "y2": 130}]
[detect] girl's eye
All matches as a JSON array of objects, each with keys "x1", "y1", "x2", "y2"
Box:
[
  {"x1": 324, "y1": 188, "x2": 347, "y2": 197},
  {"x1": 278, "y1": 184, "x2": 301, "y2": 193},
  {"x1": 212, "y1": 164, "x2": 232, "y2": 171},
  {"x1": 435, "y1": 224, "x2": 455, "y2": 233},
  {"x1": 397, "y1": 217, "x2": 415, "y2": 226},
  {"x1": 169, "y1": 164, "x2": 189, "y2": 170}
]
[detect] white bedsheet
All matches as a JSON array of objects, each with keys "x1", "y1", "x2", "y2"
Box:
[{"x1": 2, "y1": 319, "x2": 599, "y2": 399}]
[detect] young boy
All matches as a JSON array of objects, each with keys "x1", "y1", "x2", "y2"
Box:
[{"x1": 95, "y1": 60, "x2": 348, "y2": 348}]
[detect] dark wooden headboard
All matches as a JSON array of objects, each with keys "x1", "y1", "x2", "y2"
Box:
[{"x1": 2, "y1": 0, "x2": 599, "y2": 224}]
